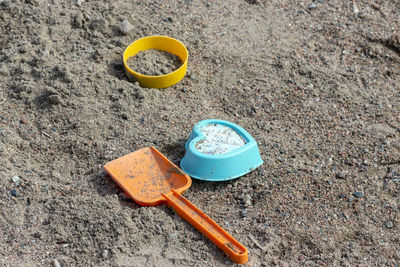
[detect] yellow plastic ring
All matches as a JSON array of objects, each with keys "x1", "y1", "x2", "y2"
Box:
[{"x1": 123, "y1": 36, "x2": 188, "y2": 89}]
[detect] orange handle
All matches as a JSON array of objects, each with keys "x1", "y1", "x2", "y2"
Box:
[{"x1": 162, "y1": 189, "x2": 248, "y2": 264}]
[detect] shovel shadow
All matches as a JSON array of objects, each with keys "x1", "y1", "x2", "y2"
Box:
[
  {"x1": 90, "y1": 169, "x2": 141, "y2": 209},
  {"x1": 91, "y1": 169, "x2": 119, "y2": 197},
  {"x1": 158, "y1": 139, "x2": 187, "y2": 166}
]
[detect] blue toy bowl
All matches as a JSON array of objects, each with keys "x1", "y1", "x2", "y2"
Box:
[{"x1": 180, "y1": 119, "x2": 263, "y2": 181}]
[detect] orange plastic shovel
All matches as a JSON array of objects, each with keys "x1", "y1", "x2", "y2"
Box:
[{"x1": 104, "y1": 147, "x2": 248, "y2": 264}]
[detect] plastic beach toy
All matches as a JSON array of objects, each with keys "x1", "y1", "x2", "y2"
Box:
[
  {"x1": 123, "y1": 36, "x2": 188, "y2": 88},
  {"x1": 104, "y1": 147, "x2": 248, "y2": 264},
  {"x1": 180, "y1": 119, "x2": 263, "y2": 181}
]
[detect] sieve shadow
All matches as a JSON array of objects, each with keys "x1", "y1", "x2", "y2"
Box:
[
  {"x1": 158, "y1": 139, "x2": 238, "y2": 191},
  {"x1": 190, "y1": 176, "x2": 237, "y2": 193},
  {"x1": 106, "y1": 57, "x2": 128, "y2": 80},
  {"x1": 158, "y1": 139, "x2": 187, "y2": 166},
  {"x1": 160, "y1": 139, "x2": 237, "y2": 192}
]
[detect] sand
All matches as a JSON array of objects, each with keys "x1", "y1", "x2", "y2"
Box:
[
  {"x1": 0, "y1": 0, "x2": 399, "y2": 266},
  {"x1": 195, "y1": 123, "x2": 246, "y2": 155},
  {"x1": 126, "y1": 49, "x2": 182, "y2": 76}
]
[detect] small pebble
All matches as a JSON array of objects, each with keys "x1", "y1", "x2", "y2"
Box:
[
  {"x1": 10, "y1": 189, "x2": 18, "y2": 197},
  {"x1": 308, "y1": 3, "x2": 318, "y2": 9},
  {"x1": 168, "y1": 233, "x2": 178, "y2": 240},
  {"x1": 33, "y1": 232, "x2": 41, "y2": 238},
  {"x1": 0, "y1": 64, "x2": 9, "y2": 76},
  {"x1": 384, "y1": 221, "x2": 393, "y2": 229},
  {"x1": 353, "y1": 191, "x2": 364, "y2": 198},
  {"x1": 52, "y1": 259, "x2": 61, "y2": 267},
  {"x1": 118, "y1": 20, "x2": 133, "y2": 35},
  {"x1": 19, "y1": 44, "x2": 29, "y2": 53},
  {"x1": 181, "y1": 87, "x2": 187, "y2": 92},
  {"x1": 102, "y1": 249, "x2": 109, "y2": 258},
  {"x1": 163, "y1": 17, "x2": 173, "y2": 22},
  {"x1": 244, "y1": 199, "x2": 252, "y2": 206},
  {"x1": 241, "y1": 209, "x2": 247, "y2": 217},
  {"x1": 85, "y1": 47, "x2": 95, "y2": 54},
  {"x1": 336, "y1": 171, "x2": 347, "y2": 179},
  {"x1": 121, "y1": 113, "x2": 128, "y2": 120},
  {"x1": 342, "y1": 211, "x2": 349, "y2": 219},
  {"x1": 1, "y1": 0, "x2": 11, "y2": 7},
  {"x1": 353, "y1": 3, "x2": 359, "y2": 14},
  {"x1": 11, "y1": 175, "x2": 21, "y2": 185},
  {"x1": 73, "y1": 0, "x2": 84, "y2": 6}
]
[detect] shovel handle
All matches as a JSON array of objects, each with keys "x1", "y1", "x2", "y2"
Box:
[{"x1": 162, "y1": 189, "x2": 248, "y2": 264}]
